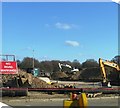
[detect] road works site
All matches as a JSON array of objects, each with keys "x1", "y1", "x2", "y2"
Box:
[
  {"x1": 0, "y1": 70, "x2": 120, "y2": 107},
  {"x1": 1, "y1": 76, "x2": 120, "y2": 107},
  {"x1": 0, "y1": 55, "x2": 120, "y2": 107},
  {"x1": 1, "y1": 87, "x2": 120, "y2": 107}
]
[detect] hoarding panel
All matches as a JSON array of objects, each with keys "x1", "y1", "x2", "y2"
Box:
[{"x1": 0, "y1": 61, "x2": 18, "y2": 74}]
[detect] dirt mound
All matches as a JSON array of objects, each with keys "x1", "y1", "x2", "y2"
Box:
[
  {"x1": 51, "y1": 71, "x2": 68, "y2": 80},
  {"x1": 68, "y1": 71, "x2": 81, "y2": 80},
  {"x1": 1, "y1": 69, "x2": 55, "y2": 88},
  {"x1": 51, "y1": 71, "x2": 81, "y2": 81},
  {"x1": 31, "y1": 77, "x2": 55, "y2": 88},
  {"x1": 80, "y1": 67, "x2": 102, "y2": 81}
]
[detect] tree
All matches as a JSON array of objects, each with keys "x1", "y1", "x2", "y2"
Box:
[
  {"x1": 82, "y1": 59, "x2": 99, "y2": 68},
  {"x1": 51, "y1": 60, "x2": 61, "y2": 72},
  {"x1": 72, "y1": 59, "x2": 82, "y2": 70},
  {"x1": 16, "y1": 60, "x2": 21, "y2": 68},
  {"x1": 19, "y1": 57, "x2": 40, "y2": 69},
  {"x1": 111, "y1": 55, "x2": 120, "y2": 66},
  {"x1": 40, "y1": 61, "x2": 53, "y2": 72}
]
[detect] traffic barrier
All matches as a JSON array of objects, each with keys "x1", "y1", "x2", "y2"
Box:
[
  {"x1": 79, "y1": 93, "x2": 88, "y2": 108},
  {"x1": 64, "y1": 93, "x2": 88, "y2": 108}
]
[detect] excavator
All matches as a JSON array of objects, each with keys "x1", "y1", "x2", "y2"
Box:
[
  {"x1": 99, "y1": 58, "x2": 120, "y2": 87},
  {"x1": 58, "y1": 63, "x2": 79, "y2": 72}
]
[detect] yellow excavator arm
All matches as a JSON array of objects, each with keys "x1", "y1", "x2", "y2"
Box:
[{"x1": 99, "y1": 58, "x2": 120, "y2": 85}]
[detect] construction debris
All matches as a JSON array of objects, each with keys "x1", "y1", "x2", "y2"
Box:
[
  {"x1": 1, "y1": 69, "x2": 56, "y2": 88},
  {"x1": 51, "y1": 71, "x2": 69, "y2": 80}
]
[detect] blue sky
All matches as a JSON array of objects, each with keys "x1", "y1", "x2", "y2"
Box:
[{"x1": 2, "y1": 2, "x2": 118, "y2": 63}]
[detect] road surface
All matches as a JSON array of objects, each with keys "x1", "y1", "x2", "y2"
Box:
[{"x1": 2, "y1": 96, "x2": 119, "y2": 107}]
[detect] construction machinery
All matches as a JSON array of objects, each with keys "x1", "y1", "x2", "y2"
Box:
[
  {"x1": 99, "y1": 58, "x2": 120, "y2": 87},
  {"x1": 58, "y1": 63, "x2": 79, "y2": 72}
]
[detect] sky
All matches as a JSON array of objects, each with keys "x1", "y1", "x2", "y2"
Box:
[{"x1": 2, "y1": 2, "x2": 119, "y2": 63}]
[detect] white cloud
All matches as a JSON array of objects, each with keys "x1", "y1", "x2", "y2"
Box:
[
  {"x1": 55, "y1": 22, "x2": 73, "y2": 30},
  {"x1": 112, "y1": 0, "x2": 120, "y2": 3},
  {"x1": 65, "y1": 40, "x2": 79, "y2": 47},
  {"x1": 45, "y1": 22, "x2": 79, "y2": 30}
]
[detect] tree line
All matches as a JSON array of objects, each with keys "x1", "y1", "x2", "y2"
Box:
[{"x1": 17, "y1": 55, "x2": 120, "y2": 73}]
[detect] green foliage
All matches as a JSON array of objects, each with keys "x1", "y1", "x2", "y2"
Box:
[
  {"x1": 17, "y1": 56, "x2": 119, "y2": 83},
  {"x1": 19, "y1": 57, "x2": 40, "y2": 69},
  {"x1": 18, "y1": 57, "x2": 98, "y2": 72},
  {"x1": 72, "y1": 59, "x2": 82, "y2": 70},
  {"x1": 80, "y1": 67, "x2": 102, "y2": 82},
  {"x1": 111, "y1": 55, "x2": 120, "y2": 67},
  {"x1": 82, "y1": 59, "x2": 99, "y2": 68}
]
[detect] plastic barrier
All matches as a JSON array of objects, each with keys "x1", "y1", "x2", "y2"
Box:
[{"x1": 64, "y1": 93, "x2": 88, "y2": 108}]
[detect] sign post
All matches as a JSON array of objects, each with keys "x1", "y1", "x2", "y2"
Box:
[{"x1": 0, "y1": 61, "x2": 18, "y2": 74}]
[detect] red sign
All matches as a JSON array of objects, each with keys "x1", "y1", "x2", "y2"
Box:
[{"x1": 0, "y1": 61, "x2": 18, "y2": 74}]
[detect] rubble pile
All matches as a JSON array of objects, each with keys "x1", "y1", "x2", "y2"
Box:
[
  {"x1": 1, "y1": 69, "x2": 55, "y2": 88},
  {"x1": 51, "y1": 71, "x2": 68, "y2": 80},
  {"x1": 80, "y1": 67, "x2": 102, "y2": 81},
  {"x1": 68, "y1": 71, "x2": 81, "y2": 80},
  {"x1": 31, "y1": 77, "x2": 55, "y2": 88},
  {"x1": 51, "y1": 68, "x2": 102, "y2": 82},
  {"x1": 1, "y1": 74, "x2": 18, "y2": 87}
]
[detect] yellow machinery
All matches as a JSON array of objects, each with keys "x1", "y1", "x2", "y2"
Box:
[
  {"x1": 63, "y1": 93, "x2": 88, "y2": 108},
  {"x1": 99, "y1": 58, "x2": 120, "y2": 87}
]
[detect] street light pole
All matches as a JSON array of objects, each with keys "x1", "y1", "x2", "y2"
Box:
[{"x1": 32, "y1": 49, "x2": 34, "y2": 70}]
